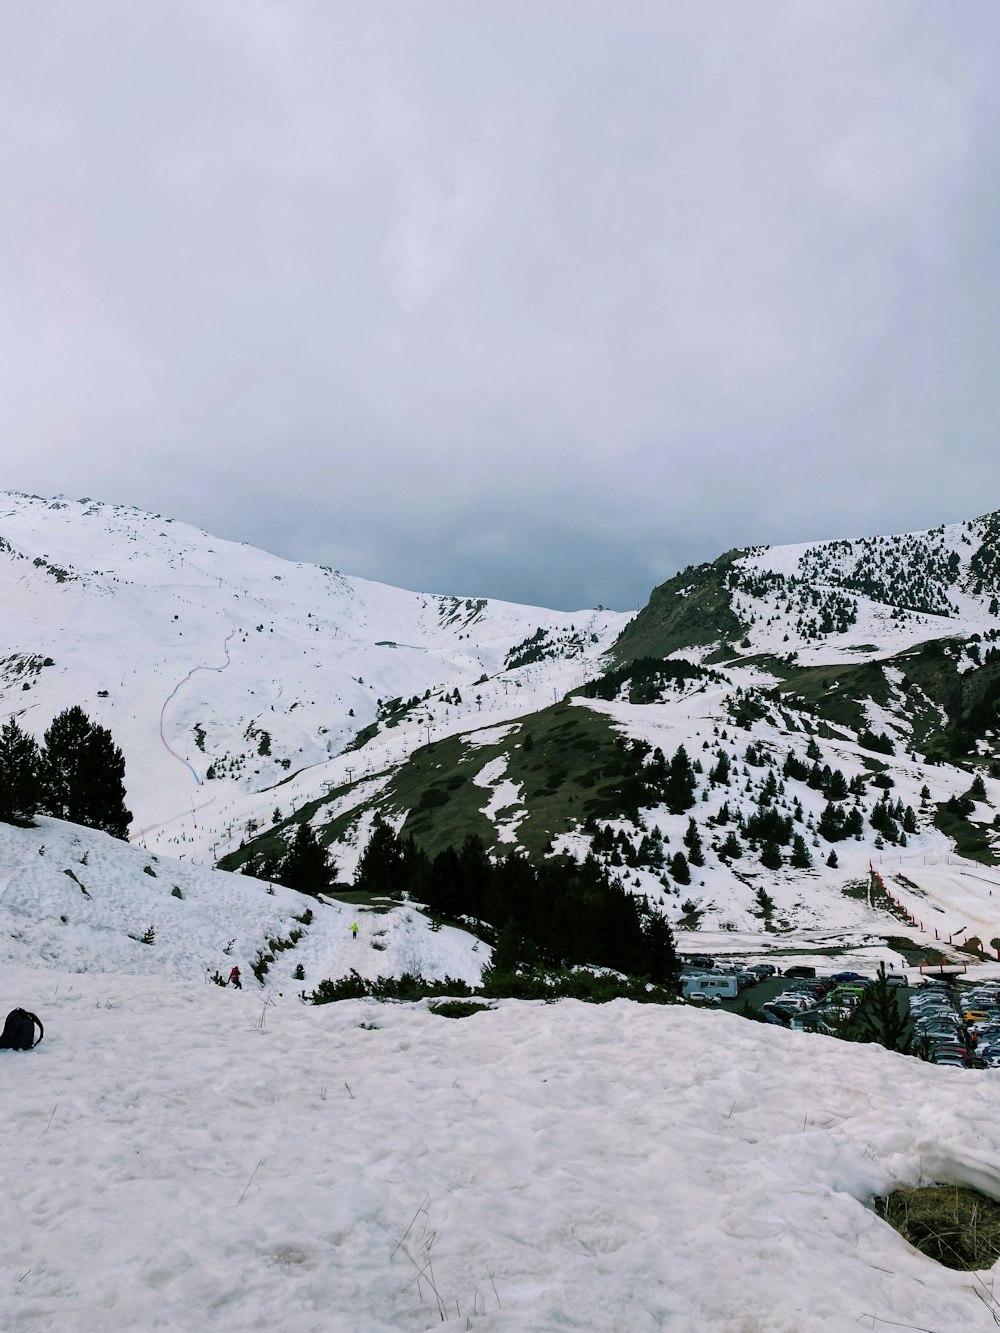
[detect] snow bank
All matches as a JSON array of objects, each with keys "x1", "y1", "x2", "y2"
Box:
[{"x1": 2, "y1": 967, "x2": 999, "y2": 1331}]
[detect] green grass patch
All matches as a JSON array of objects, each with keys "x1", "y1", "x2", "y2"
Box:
[
  {"x1": 933, "y1": 803, "x2": 1000, "y2": 865},
  {"x1": 880, "y1": 935, "x2": 949, "y2": 967},
  {"x1": 778, "y1": 659, "x2": 893, "y2": 735},
  {"x1": 610, "y1": 550, "x2": 745, "y2": 665},
  {"x1": 377, "y1": 699, "x2": 634, "y2": 859},
  {"x1": 384, "y1": 729, "x2": 504, "y2": 855}
]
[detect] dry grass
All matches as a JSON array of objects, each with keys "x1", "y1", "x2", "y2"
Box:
[{"x1": 877, "y1": 1185, "x2": 1000, "y2": 1271}]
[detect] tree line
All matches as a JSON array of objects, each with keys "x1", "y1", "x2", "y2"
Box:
[
  {"x1": 245, "y1": 812, "x2": 679, "y2": 985},
  {"x1": 354, "y1": 817, "x2": 680, "y2": 985},
  {"x1": 0, "y1": 707, "x2": 131, "y2": 838}
]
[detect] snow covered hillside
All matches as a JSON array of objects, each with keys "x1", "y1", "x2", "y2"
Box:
[
  {"x1": 0, "y1": 492, "x2": 629, "y2": 861},
  {"x1": 0, "y1": 818, "x2": 485, "y2": 992},
  {"x1": 5, "y1": 961, "x2": 1000, "y2": 1331},
  {"x1": 725, "y1": 510, "x2": 1000, "y2": 666},
  {"x1": 6, "y1": 498, "x2": 1000, "y2": 1333},
  {"x1": 8, "y1": 490, "x2": 1000, "y2": 972},
  {"x1": 614, "y1": 508, "x2": 1000, "y2": 669}
]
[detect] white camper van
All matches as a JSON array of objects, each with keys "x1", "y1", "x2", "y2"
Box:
[{"x1": 682, "y1": 973, "x2": 738, "y2": 1000}]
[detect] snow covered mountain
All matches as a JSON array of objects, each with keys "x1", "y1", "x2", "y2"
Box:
[
  {"x1": 6, "y1": 490, "x2": 1000, "y2": 975},
  {"x1": 0, "y1": 491, "x2": 628, "y2": 865},
  {"x1": 230, "y1": 507, "x2": 1000, "y2": 973},
  {"x1": 7, "y1": 495, "x2": 1000, "y2": 1333},
  {"x1": 614, "y1": 509, "x2": 1000, "y2": 667}
]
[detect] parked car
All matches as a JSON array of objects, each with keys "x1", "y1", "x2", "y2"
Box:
[
  {"x1": 770, "y1": 994, "x2": 812, "y2": 1012},
  {"x1": 933, "y1": 1051, "x2": 970, "y2": 1068},
  {"x1": 784, "y1": 965, "x2": 817, "y2": 979},
  {"x1": 747, "y1": 963, "x2": 777, "y2": 978},
  {"x1": 790, "y1": 978, "x2": 831, "y2": 995},
  {"x1": 928, "y1": 1039, "x2": 973, "y2": 1058},
  {"x1": 790, "y1": 1011, "x2": 822, "y2": 1031},
  {"x1": 761, "y1": 1002, "x2": 801, "y2": 1025}
]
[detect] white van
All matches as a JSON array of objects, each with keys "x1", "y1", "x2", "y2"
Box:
[{"x1": 682, "y1": 974, "x2": 738, "y2": 1000}]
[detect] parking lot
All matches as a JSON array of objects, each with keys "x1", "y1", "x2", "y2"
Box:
[{"x1": 681, "y1": 958, "x2": 1000, "y2": 1066}]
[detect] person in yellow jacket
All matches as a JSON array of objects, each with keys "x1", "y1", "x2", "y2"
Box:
[{"x1": 351, "y1": 922, "x2": 358, "y2": 939}]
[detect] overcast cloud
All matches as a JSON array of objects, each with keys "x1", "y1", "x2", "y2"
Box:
[{"x1": 1, "y1": 2, "x2": 999, "y2": 610}]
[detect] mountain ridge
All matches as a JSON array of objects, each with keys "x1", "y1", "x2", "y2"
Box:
[{"x1": 5, "y1": 490, "x2": 1000, "y2": 972}]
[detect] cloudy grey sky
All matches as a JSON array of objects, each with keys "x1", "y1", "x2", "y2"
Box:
[{"x1": 1, "y1": 2, "x2": 999, "y2": 611}]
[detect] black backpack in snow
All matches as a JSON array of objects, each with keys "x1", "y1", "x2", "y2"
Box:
[{"x1": 0, "y1": 1008, "x2": 43, "y2": 1051}]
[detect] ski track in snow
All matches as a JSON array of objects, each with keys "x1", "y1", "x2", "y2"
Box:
[{"x1": 157, "y1": 628, "x2": 237, "y2": 786}]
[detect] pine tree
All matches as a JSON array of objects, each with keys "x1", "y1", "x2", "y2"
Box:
[
  {"x1": 683, "y1": 817, "x2": 705, "y2": 867},
  {"x1": 642, "y1": 908, "x2": 681, "y2": 990},
  {"x1": 849, "y1": 964, "x2": 912, "y2": 1052},
  {"x1": 280, "y1": 821, "x2": 335, "y2": 896},
  {"x1": 720, "y1": 830, "x2": 742, "y2": 860},
  {"x1": 669, "y1": 851, "x2": 691, "y2": 884},
  {"x1": 760, "y1": 840, "x2": 783, "y2": 870},
  {"x1": 817, "y1": 801, "x2": 847, "y2": 842},
  {"x1": 665, "y1": 746, "x2": 697, "y2": 814},
  {"x1": 0, "y1": 718, "x2": 41, "y2": 827},
  {"x1": 354, "y1": 815, "x2": 403, "y2": 895},
  {"x1": 40, "y1": 706, "x2": 131, "y2": 838},
  {"x1": 790, "y1": 834, "x2": 812, "y2": 868}
]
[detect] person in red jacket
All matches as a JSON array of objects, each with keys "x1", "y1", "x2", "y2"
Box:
[{"x1": 228, "y1": 965, "x2": 242, "y2": 989}]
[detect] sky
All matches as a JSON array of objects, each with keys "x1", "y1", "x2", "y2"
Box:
[{"x1": 1, "y1": 2, "x2": 999, "y2": 612}]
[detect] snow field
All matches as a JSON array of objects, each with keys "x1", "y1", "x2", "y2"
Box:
[
  {"x1": 3, "y1": 967, "x2": 1000, "y2": 1331},
  {"x1": 0, "y1": 819, "x2": 486, "y2": 993},
  {"x1": 0, "y1": 493, "x2": 629, "y2": 862}
]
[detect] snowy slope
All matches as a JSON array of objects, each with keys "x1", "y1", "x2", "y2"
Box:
[
  {"x1": 724, "y1": 510, "x2": 1000, "y2": 667},
  {"x1": 564, "y1": 681, "x2": 1000, "y2": 947},
  {"x1": 8, "y1": 491, "x2": 1000, "y2": 969},
  {"x1": 4, "y1": 962, "x2": 1000, "y2": 1331},
  {"x1": 0, "y1": 818, "x2": 486, "y2": 992},
  {"x1": 6, "y1": 500, "x2": 1000, "y2": 1330},
  {"x1": 0, "y1": 492, "x2": 629, "y2": 860}
]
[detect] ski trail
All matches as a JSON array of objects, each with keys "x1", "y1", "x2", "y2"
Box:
[{"x1": 158, "y1": 628, "x2": 237, "y2": 785}]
